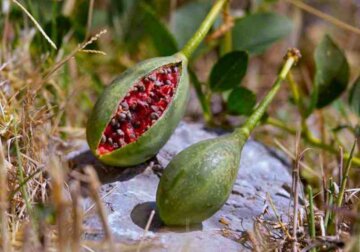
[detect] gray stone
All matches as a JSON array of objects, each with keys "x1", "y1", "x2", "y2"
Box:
[{"x1": 69, "y1": 122, "x2": 299, "y2": 251}]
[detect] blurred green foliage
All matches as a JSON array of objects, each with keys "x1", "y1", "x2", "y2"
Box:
[{"x1": 1, "y1": 0, "x2": 357, "y2": 128}]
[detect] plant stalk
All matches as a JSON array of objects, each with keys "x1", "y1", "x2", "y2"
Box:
[
  {"x1": 307, "y1": 185, "x2": 316, "y2": 252},
  {"x1": 234, "y1": 49, "x2": 301, "y2": 141},
  {"x1": 337, "y1": 139, "x2": 356, "y2": 207},
  {"x1": 266, "y1": 117, "x2": 360, "y2": 167},
  {"x1": 324, "y1": 178, "x2": 334, "y2": 231},
  {"x1": 189, "y1": 69, "x2": 214, "y2": 124},
  {"x1": 220, "y1": 0, "x2": 233, "y2": 55},
  {"x1": 180, "y1": 0, "x2": 228, "y2": 59}
]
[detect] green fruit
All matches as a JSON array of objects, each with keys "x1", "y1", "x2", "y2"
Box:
[
  {"x1": 86, "y1": 54, "x2": 189, "y2": 166},
  {"x1": 156, "y1": 49, "x2": 301, "y2": 226},
  {"x1": 86, "y1": 0, "x2": 229, "y2": 167},
  {"x1": 156, "y1": 134, "x2": 244, "y2": 225}
]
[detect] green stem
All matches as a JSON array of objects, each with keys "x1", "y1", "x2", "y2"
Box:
[
  {"x1": 180, "y1": 0, "x2": 228, "y2": 59},
  {"x1": 189, "y1": 69, "x2": 213, "y2": 124},
  {"x1": 324, "y1": 178, "x2": 334, "y2": 231},
  {"x1": 220, "y1": 1, "x2": 232, "y2": 55},
  {"x1": 307, "y1": 185, "x2": 316, "y2": 252},
  {"x1": 337, "y1": 139, "x2": 356, "y2": 207},
  {"x1": 286, "y1": 72, "x2": 314, "y2": 147},
  {"x1": 266, "y1": 117, "x2": 360, "y2": 167},
  {"x1": 221, "y1": 30, "x2": 232, "y2": 55},
  {"x1": 234, "y1": 49, "x2": 300, "y2": 140},
  {"x1": 287, "y1": 73, "x2": 300, "y2": 107},
  {"x1": 8, "y1": 168, "x2": 42, "y2": 201}
]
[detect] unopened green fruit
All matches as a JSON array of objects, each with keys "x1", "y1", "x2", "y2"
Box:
[
  {"x1": 156, "y1": 134, "x2": 246, "y2": 226},
  {"x1": 156, "y1": 49, "x2": 300, "y2": 226},
  {"x1": 86, "y1": 53, "x2": 189, "y2": 167}
]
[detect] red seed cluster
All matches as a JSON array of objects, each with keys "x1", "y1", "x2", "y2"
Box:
[{"x1": 97, "y1": 63, "x2": 181, "y2": 155}]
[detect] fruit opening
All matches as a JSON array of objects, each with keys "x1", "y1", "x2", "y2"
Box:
[{"x1": 97, "y1": 62, "x2": 182, "y2": 155}]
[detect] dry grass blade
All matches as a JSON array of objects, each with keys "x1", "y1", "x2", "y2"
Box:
[
  {"x1": 136, "y1": 210, "x2": 155, "y2": 252},
  {"x1": 266, "y1": 192, "x2": 292, "y2": 240},
  {"x1": 292, "y1": 131, "x2": 301, "y2": 251},
  {"x1": 85, "y1": 0, "x2": 95, "y2": 40},
  {"x1": 206, "y1": 1, "x2": 234, "y2": 42},
  {"x1": 11, "y1": 0, "x2": 57, "y2": 49},
  {"x1": 80, "y1": 49, "x2": 107, "y2": 55},
  {"x1": 84, "y1": 166, "x2": 114, "y2": 251},
  {"x1": 284, "y1": 0, "x2": 360, "y2": 35},
  {"x1": 42, "y1": 29, "x2": 107, "y2": 82},
  {"x1": 48, "y1": 156, "x2": 68, "y2": 251},
  {"x1": 13, "y1": 126, "x2": 31, "y2": 213},
  {"x1": 274, "y1": 138, "x2": 319, "y2": 178},
  {"x1": 247, "y1": 230, "x2": 261, "y2": 252},
  {"x1": 84, "y1": 183, "x2": 118, "y2": 215},
  {"x1": 70, "y1": 181, "x2": 83, "y2": 252},
  {"x1": 0, "y1": 140, "x2": 9, "y2": 252}
]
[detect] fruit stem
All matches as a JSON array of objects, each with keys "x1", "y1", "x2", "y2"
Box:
[
  {"x1": 180, "y1": 0, "x2": 228, "y2": 59},
  {"x1": 234, "y1": 48, "x2": 301, "y2": 141}
]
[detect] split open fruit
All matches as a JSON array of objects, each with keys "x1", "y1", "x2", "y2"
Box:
[
  {"x1": 86, "y1": 0, "x2": 228, "y2": 166},
  {"x1": 86, "y1": 55, "x2": 189, "y2": 166}
]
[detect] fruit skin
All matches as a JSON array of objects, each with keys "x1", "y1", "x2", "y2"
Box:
[
  {"x1": 156, "y1": 133, "x2": 247, "y2": 226},
  {"x1": 86, "y1": 53, "x2": 189, "y2": 167},
  {"x1": 155, "y1": 49, "x2": 300, "y2": 226}
]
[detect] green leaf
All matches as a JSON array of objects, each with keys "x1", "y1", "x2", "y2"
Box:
[
  {"x1": 171, "y1": 2, "x2": 212, "y2": 49},
  {"x1": 209, "y1": 51, "x2": 248, "y2": 92},
  {"x1": 348, "y1": 76, "x2": 360, "y2": 116},
  {"x1": 140, "y1": 3, "x2": 178, "y2": 56},
  {"x1": 312, "y1": 35, "x2": 349, "y2": 109},
  {"x1": 232, "y1": 12, "x2": 292, "y2": 55},
  {"x1": 227, "y1": 87, "x2": 256, "y2": 116}
]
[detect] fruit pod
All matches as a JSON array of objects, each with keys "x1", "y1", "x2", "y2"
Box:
[
  {"x1": 86, "y1": 0, "x2": 228, "y2": 166},
  {"x1": 87, "y1": 54, "x2": 189, "y2": 166},
  {"x1": 156, "y1": 134, "x2": 242, "y2": 226},
  {"x1": 156, "y1": 49, "x2": 301, "y2": 226}
]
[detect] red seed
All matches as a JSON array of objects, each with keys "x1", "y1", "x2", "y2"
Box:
[{"x1": 98, "y1": 63, "x2": 181, "y2": 154}]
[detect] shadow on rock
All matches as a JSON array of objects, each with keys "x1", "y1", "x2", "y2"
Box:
[
  {"x1": 68, "y1": 150, "x2": 153, "y2": 184},
  {"x1": 131, "y1": 201, "x2": 203, "y2": 233}
]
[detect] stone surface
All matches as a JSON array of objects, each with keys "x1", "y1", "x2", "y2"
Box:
[{"x1": 68, "y1": 122, "x2": 300, "y2": 251}]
